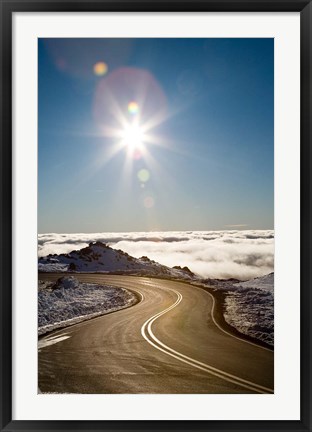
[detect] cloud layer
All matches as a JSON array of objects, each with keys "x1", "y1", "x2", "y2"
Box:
[{"x1": 38, "y1": 230, "x2": 274, "y2": 280}]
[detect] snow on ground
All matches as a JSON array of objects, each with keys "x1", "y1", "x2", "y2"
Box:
[
  {"x1": 222, "y1": 273, "x2": 274, "y2": 346},
  {"x1": 233, "y1": 272, "x2": 274, "y2": 293},
  {"x1": 38, "y1": 276, "x2": 137, "y2": 335},
  {"x1": 38, "y1": 261, "x2": 68, "y2": 272}
]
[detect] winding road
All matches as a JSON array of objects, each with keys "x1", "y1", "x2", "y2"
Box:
[{"x1": 38, "y1": 275, "x2": 274, "y2": 394}]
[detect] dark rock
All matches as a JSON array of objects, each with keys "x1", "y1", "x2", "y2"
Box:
[
  {"x1": 69, "y1": 262, "x2": 76, "y2": 271},
  {"x1": 173, "y1": 265, "x2": 194, "y2": 276},
  {"x1": 140, "y1": 256, "x2": 151, "y2": 262}
]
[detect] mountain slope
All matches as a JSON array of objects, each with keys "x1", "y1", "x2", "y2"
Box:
[
  {"x1": 38, "y1": 241, "x2": 194, "y2": 280},
  {"x1": 223, "y1": 273, "x2": 274, "y2": 346}
]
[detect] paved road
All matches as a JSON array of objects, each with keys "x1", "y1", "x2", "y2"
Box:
[{"x1": 38, "y1": 274, "x2": 274, "y2": 394}]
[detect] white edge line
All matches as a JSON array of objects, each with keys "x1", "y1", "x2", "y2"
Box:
[
  {"x1": 140, "y1": 287, "x2": 273, "y2": 394},
  {"x1": 192, "y1": 284, "x2": 273, "y2": 353},
  {"x1": 144, "y1": 279, "x2": 273, "y2": 352}
]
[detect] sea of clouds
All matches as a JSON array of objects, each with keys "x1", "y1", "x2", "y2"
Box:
[{"x1": 38, "y1": 230, "x2": 274, "y2": 280}]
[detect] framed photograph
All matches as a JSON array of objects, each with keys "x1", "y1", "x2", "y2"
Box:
[{"x1": 1, "y1": 0, "x2": 311, "y2": 431}]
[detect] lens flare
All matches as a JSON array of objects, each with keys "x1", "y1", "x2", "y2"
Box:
[
  {"x1": 137, "y1": 168, "x2": 150, "y2": 183},
  {"x1": 92, "y1": 66, "x2": 170, "y2": 185},
  {"x1": 56, "y1": 57, "x2": 67, "y2": 71},
  {"x1": 133, "y1": 149, "x2": 143, "y2": 160},
  {"x1": 93, "y1": 62, "x2": 108, "y2": 76},
  {"x1": 144, "y1": 196, "x2": 154, "y2": 208},
  {"x1": 128, "y1": 101, "x2": 139, "y2": 115},
  {"x1": 94, "y1": 67, "x2": 167, "y2": 129}
]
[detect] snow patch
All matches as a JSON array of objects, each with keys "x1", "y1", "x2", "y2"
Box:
[
  {"x1": 233, "y1": 272, "x2": 274, "y2": 293},
  {"x1": 223, "y1": 273, "x2": 274, "y2": 346},
  {"x1": 38, "y1": 262, "x2": 68, "y2": 272},
  {"x1": 38, "y1": 277, "x2": 136, "y2": 335}
]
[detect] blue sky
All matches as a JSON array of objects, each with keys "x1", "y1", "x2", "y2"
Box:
[{"x1": 38, "y1": 38, "x2": 274, "y2": 233}]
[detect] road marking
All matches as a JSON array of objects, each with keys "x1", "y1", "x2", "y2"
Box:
[
  {"x1": 135, "y1": 289, "x2": 145, "y2": 303},
  {"x1": 38, "y1": 334, "x2": 71, "y2": 350},
  {"x1": 142, "y1": 279, "x2": 273, "y2": 353},
  {"x1": 39, "y1": 276, "x2": 273, "y2": 393},
  {"x1": 141, "y1": 287, "x2": 274, "y2": 394},
  {"x1": 191, "y1": 284, "x2": 273, "y2": 352}
]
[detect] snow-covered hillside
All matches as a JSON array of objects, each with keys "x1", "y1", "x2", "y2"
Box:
[
  {"x1": 38, "y1": 241, "x2": 194, "y2": 280},
  {"x1": 38, "y1": 276, "x2": 136, "y2": 336},
  {"x1": 223, "y1": 273, "x2": 274, "y2": 346},
  {"x1": 233, "y1": 272, "x2": 274, "y2": 293}
]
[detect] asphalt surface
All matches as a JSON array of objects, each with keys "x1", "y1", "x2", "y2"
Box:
[{"x1": 38, "y1": 274, "x2": 274, "y2": 394}]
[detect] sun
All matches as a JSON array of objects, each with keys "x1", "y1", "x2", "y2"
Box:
[{"x1": 121, "y1": 123, "x2": 146, "y2": 151}]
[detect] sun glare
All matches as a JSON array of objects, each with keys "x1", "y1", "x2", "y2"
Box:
[{"x1": 121, "y1": 124, "x2": 146, "y2": 151}]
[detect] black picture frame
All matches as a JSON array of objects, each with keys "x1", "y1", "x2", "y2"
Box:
[{"x1": 1, "y1": 1, "x2": 311, "y2": 431}]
